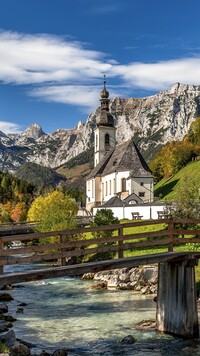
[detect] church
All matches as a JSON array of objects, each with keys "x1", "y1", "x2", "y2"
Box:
[{"x1": 86, "y1": 82, "x2": 154, "y2": 213}]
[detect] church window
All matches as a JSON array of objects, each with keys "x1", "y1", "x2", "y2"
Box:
[
  {"x1": 109, "y1": 180, "x2": 111, "y2": 195},
  {"x1": 140, "y1": 182, "x2": 144, "y2": 186},
  {"x1": 113, "y1": 179, "x2": 116, "y2": 193},
  {"x1": 92, "y1": 180, "x2": 94, "y2": 198},
  {"x1": 105, "y1": 133, "x2": 110, "y2": 151},
  {"x1": 139, "y1": 192, "x2": 145, "y2": 197},
  {"x1": 88, "y1": 181, "x2": 90, "y2": 191},
  {"x1": 121, "y1": 178, "x2": 126, "y2": 192},
  {"x1": 106, "y1": 181, "x2": 108, "y2": 195},
  {"x1": 129, "y1": 200, "x2": 137, "y2": 205}
]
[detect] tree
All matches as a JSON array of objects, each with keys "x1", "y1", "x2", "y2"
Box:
[
  {"x1": 27, "y1": 191, "x2": 78, "y2": 235},
  {"x1": 90, "y1": 209, "x2": 119, "y2": 260},
  {"x1": 172, "y1": 175, "x2": 200, "y2": 219}
]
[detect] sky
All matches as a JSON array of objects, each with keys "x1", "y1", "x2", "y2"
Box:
[{"x1": 1, "y1": 0, "x2": 200, "y2": 134}]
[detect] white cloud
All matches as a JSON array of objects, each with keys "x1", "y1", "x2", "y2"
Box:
[
  {"x1": 0, "y1": 31, "x2": 112, "y2": 85},
  {"x1": 29, "y1": 85, "x2": 126, "y2": 112},
  {"x1": 111, "y1": 57, "x2": 200, "y2": 91},
  {"x1": 1, "y1": 30, "x2": 200, "y2": 110},
  {"x1": 0, "y1": 121, "x2": 22, "y2": 134}
]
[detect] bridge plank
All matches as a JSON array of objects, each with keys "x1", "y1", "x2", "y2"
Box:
[{"x1": 0, "y1": 252, "x2": 191, "y2": 286}]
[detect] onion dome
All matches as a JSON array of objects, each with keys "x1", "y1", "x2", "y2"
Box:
[{"x1": 96, "y1": 77, "x2": 114, "y2": 127}]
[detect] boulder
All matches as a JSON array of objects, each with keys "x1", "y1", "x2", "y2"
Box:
[
  {"x1": 10, "y1": 342, "x2": 31, "y2": 356},
  {"x1": 93, "y1": 270, "x2": 112, "y2": 281},
  {"x1": 120, "y1": 335, "x2": 136, "y2": 344},
  {"x1": 0, "y1": 303, "x2": 8, "y2": 314},
  {"x1": 0, "y1": 293, "x2": 13, "y2": 301},
  {"x1": 0, "y1": 330, "x2": 17, "y2": 347},
  {"x1": 135, "y1": 319, "x2": 156, "y2": 330},
  {"x1": 143, "y1": 266, "x2": 158, "y2": 284},
  {"x1": 141, "y1": 286, "x2": 150, "y2": 294},
  {"x1": 92, "y1": 282, "x2": 107, "y2": 289},
  {"x1": 129, "y1": 267, "x2": 144, "y2": 283},
  {"x1": 107, "y1": 276, "x2": 119, "y2": 288},
  {"x1": 81, "y1": 273, "x2": 95, "y2": 280},
  {"x1": 0, "y1": 320, "x2": 11, "y2": 332}
]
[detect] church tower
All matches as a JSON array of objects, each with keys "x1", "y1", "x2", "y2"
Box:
[{"x1": 94, "y1": 78, "x2": 116, "y2": 167}]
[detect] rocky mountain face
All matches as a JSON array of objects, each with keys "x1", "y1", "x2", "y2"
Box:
[{"x1": 1, "y1": 83, "x2": 200, "y2": 173}]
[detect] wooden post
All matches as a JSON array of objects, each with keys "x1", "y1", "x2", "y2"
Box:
[
  {"x1": 156, "y1": 258, "x2": 199, "y2": 338},
  {"x1": 168, "y1": 219, "x2": 174, "y2": 252},
  {"x1": 60, "y1": 234, "x2": 67, "y2": 266},
  {"x1": 0, "y1": 237, "x2": 3, "y2": 274},
  {"x1": 118, "y1": 227, "x2": 123, "y2": 259}
]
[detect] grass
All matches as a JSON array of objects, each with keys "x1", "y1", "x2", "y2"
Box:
[
  {"x1": 82, "y1": 218, "x2": 200, "y2": 284},
  {"x1": 154, "y1": 160, "x2": 200, "y2": 200}
]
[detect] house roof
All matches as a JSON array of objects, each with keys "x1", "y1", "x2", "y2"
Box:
[{"x1": 87, "y1": 139, "x2": 153, "y2": 179}]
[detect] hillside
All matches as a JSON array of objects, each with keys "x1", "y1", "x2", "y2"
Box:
[
  {"x1": 16, "y1": 162, "x2": 67, "y2": 188},
  {"x1": 154, "y1": 160, "x2": 200, "y2": 200},
  {"x1": 57, "y1": 149, "x2": 93, "y2": 189}
]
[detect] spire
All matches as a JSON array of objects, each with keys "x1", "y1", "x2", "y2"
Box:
[{"x1": 96, "y1": 76, "x2": 114, "y2": 127}]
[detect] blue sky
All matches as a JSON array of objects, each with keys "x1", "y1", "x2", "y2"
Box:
[{"x1": 0, "y1": 0, "x2": 200, "y2": 134}]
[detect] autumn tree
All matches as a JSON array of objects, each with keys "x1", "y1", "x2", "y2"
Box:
[{"x1": 27, "y1": 190, "x2": 78, "y2": 235}]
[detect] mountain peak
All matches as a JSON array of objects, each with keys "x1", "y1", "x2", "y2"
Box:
[{"x1": 22, "y1": 123, "x2": 45, "y2": 139}]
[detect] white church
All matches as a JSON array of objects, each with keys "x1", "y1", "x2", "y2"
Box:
[{"x1": 85, "y1": 81, "x2": 165, "y2": 220}]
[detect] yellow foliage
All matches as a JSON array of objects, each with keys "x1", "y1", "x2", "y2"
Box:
[{"x1": 27, "y1": 190, "x2": 78, "y2": 232}]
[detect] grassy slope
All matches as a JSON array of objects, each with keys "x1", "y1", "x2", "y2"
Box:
[{"x1": 154, "y1": 160, "x2": 200, "y2": 200}]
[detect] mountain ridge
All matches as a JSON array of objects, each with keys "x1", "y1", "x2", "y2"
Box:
[{"x1": 1, "y1": 82, "x2": 200, "y2": 173}]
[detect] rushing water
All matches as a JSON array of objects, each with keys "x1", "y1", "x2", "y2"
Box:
[{"x1": 4, "y1": 265, "x2": 200, "y2": 355}]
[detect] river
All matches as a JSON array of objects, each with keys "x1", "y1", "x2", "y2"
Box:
[{"x1": 4, "y1": 267, "x2": 200, "y2": 356}]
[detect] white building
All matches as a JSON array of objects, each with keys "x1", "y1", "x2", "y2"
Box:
[{"x1": 86, "y1": 82, "x2": 154, "y2": 213}]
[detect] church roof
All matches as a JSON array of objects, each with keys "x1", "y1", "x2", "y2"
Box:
[
  {"x1": 102, "y1": 196, "x2": 128, "y2": 207},
  {"x1": 87, "y1": 139, "x2": 153, "y2": 179}
]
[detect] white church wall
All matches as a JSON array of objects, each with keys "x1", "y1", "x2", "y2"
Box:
[
  {"x1": 115, "y1": 171, "x2": 130, "y2": 193},
  {"x1": 102, "y1": 172, "x2": 118, "y2": 202},
  {"x1": 93, "y1": 203, "x2": 166, "y2": 220},
  {"x1": 130, "y1": 177, "x2": 154, "y2": 203}
]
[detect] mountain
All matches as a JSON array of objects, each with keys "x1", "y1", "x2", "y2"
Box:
[
  {"x1": 0, "y1": 83, "x2": 200, "y2": 173},
  {"x1": 16, "y1": 162, "x2": 67, "y2": 188}
]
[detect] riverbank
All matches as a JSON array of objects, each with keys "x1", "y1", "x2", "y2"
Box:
[{"x1": 0, "y1": 267, "x2": 200, "y2": 355}]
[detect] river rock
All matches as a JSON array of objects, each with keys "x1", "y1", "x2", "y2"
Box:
[
  {"x1": 120, "y1": 335, "x2": 136, "y2": 344},
  {"x1": 10, "y1": 342, "x2": 31, "y2": 356},
  {"x1": 107, "y1": 275, "x2": 119, "y2": 288},
  {"x1": 135, "y1": 319, "x2": 156, "y2": 330},
  {"x1": 84, "y1": 266, "x2": 158, "y2": 294},
  {"x1": 93, "y1": 270, "x2": 112, "y2": 281},
  {"x1": 92, "y1": 282, "x2": 107, "y2": 289},
  {"x1": 0, "y1": 303, "x2": 8, "y2": 313},
  {"x1": 81, "y1": 273, "x2": 95, "y2": 280},
  {"x1": 141, "y1": 286, "x2": 150, "y2": 294},
  {"x1": 0, "y1": 330, "x2": 17, "y2": 347},
  {"x1": 0, "y1": 293, "x2": 13, "y2": 301},
  {"x1": 0, "y1": 320, "x2": 11, "y2": 332}
]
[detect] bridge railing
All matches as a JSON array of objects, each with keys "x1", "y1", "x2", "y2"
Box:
[{"x1": 0, "y1": 217, "x2": 199, "y2": 273}]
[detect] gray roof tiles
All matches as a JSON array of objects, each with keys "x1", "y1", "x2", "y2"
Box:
[{"x1": 87, "y1": 139, "x2": 153, "y2": 179}]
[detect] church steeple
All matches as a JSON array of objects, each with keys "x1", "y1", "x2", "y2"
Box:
[
  {"x1": 96, "y1": 75, "x2": 114, "y2": 127},
  {"x1": 94, "y1": 77, "x2": 116, "y2": 167}
]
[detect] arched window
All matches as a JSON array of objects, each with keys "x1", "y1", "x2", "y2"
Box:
[
  {"x1": 121, "y1": 178, "x2": 126, "y2": 192},
  {"x1": 105, "y1": 133, "x2": 110, "y2": 151}
]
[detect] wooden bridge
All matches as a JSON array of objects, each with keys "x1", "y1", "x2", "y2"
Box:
[{"x1": 0, "y1": 217, "x2": 200, "y2": 339}]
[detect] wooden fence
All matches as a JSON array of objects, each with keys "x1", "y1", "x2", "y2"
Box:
[{"x1": 0, "y1": 217, "x2": 200, "y2": 273}]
